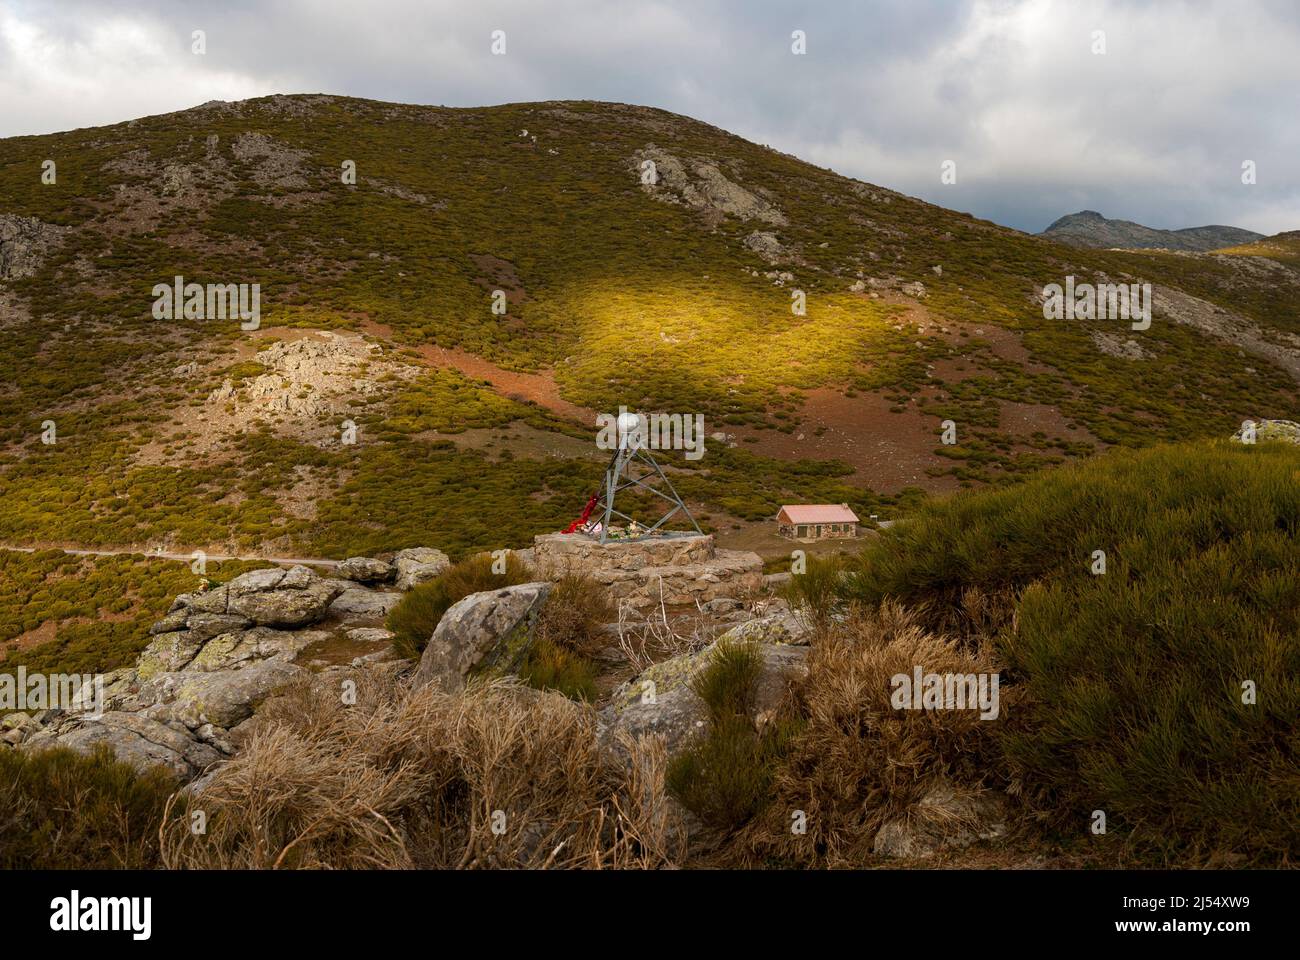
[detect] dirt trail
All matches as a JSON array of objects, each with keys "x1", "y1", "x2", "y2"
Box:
[{"x1": 0, "y1": 543, "x2": 340, "y2": 568}]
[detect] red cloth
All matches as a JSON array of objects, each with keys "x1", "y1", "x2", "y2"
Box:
[{"x1": 563, "y1": 495, "x2": 598, "y2": 534}]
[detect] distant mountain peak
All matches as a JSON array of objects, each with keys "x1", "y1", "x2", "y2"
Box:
[{"x1": 1041, "y1": 210, "x2": 1263, "y2": 252}]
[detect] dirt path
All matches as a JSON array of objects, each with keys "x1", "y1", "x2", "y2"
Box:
[{"x1": 0, "y1": 543, "x2": 341, "y2": 568}]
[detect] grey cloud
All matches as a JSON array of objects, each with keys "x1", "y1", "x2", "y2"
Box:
[{"x1": 1, "y1": 0, "x2": 1295, "y2": 234}]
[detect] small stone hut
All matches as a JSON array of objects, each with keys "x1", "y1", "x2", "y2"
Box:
[{"x1": 776, "y1": 504, "x2": 859, "y2": 540}]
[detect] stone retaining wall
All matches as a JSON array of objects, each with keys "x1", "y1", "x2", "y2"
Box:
[{"x1": 532, "y1": 532, "x2": 762, "y2": 608}]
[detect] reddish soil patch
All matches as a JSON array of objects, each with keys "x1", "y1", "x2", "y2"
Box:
[
  {"x1": 424, "y1": 345, "x2": 597, "y2": 425},
  {"x1": 997, "y1": 401, "x2": 1099, "y2": 444},
  {"x1": 361, "y1": 319, "x2": 597, "y2": 426},
  {"x1": 3, "y1": 608, "x2": 137, "y2": 657},
  {"x1": 732, "y1": 388, "x2": 960, "y2": 494},
  {"x1": 470, "y1": 254, "x2": 528, "y2": 304},
  {"x1": 3, "y1": 619, "x2": 57, "y2": 655}
]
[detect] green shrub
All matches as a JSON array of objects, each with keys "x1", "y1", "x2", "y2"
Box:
[
  {"x1": 514, "y1": 572, "x2": 613, "y2": 701},
  {"x1": 779, "y1": 554, "x2": 847, "y2": 635},
  {"x1": 517, "y1": 636, "x2": 599, "y2": 702},
  {"x1": 387, "y1": 552, "x2": 535, "y2": 660},
  {"x1": 0, "y1": 745, "x2": 182, "y2": 869},
  {"x1": 533, "y1": 572, "x2": 614, "y2": 659},
  {"x1": 666, "y1": 642, "x2": 801, "y2": 833},
  {"x1": 843, "y1": 440, "x2": 1300, "y2": 865}
]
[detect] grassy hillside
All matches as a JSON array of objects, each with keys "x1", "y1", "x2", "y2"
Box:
[{"x1": 0, "y1": 93, "x2": 1296, "y2": 569}]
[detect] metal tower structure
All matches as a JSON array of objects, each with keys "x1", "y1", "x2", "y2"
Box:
[{"x1": 589, "y1": 412, "x2": 701, "y2": 544}]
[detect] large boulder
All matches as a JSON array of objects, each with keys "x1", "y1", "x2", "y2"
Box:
[
  {"x1": 224, "y1": 565, "x2": 344, "y2": 626},
  {"x1": 21, "y1": 711, "x2": 222, "y2": 780},
  {"x1": 394, "y1": 547, "x2": 452, "y2": 591},
  {"x1": 163, "y1": 565, "x2": 343, "y2": 627},
  {"x1": 599, "y1": 641, "x2": 808, "y2": 756},
  {"x1": 1232, "y1": 418, "x2": 1300, "y2": 444},
  {"x1": 413, "y1": 582, "x2": 553, "y2": 692},
  {"x1": 328, "y1": 583, "x2": 402, "y2": 621},
  {"x1": 337, "y1": 556, "x2": 395, "y2": 583},
  {"x1": 139, "y1": 659, "x2": 307, "y2": 729}
]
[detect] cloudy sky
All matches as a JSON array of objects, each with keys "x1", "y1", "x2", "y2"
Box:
[{"x1": 2, "y1": 0, "x2": 1297, "y2": 234}]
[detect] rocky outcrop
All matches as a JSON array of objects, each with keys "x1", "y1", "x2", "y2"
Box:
[
  {"x1": 532, "y1": 533, "x2": 762, "y2": 610},
  {"x1": 138, "y1": 659, "x2": 308, "y2": 729},
  {"x1": 1091, "y1": 330, "x2": 1150, "y2": 360},
  {"x1": 1232, "y1": 418, "x2": 1300, "y2": 444},
  {"x1": 198, "y1": 332, "x2": 418, "y2": 445},
  {"x1": 25, "y1": 711, "x2": 223, "y2": 780},
  {"x1": 413, "y1": 582, "x2": 553, "y2": 692},
  {"x1": 599, "y1": 640, "x2": 808, "y2": 755},
  {"x1": 231, "y1": 131, "x2": 310, "y2": 189},
  {"x1": 715, "y1": 608, "x2": 811, "y2": 646},
  {"x1": 15, "y1": 564, "x2": 353, "y2": 780},
  {"x1": 872, "y1": 781, "x2": 1009, "y2": 859},
  {"x1": 0, "y1": 214, "x2": 67, "y2": 280},
  {"x1": 214, "y1": 565, "x2": 345, "y2": 627},
  {"x1": 394, "y1": 547, "x2": 451, "y2": 591},
  {"x1": 633, "y1": 145, "x2": 786, "y2": 227},
  {"x1": 743, "y1": 230, "x2": 790, "y2": 264},
  {"x1": 328, "y1": 583, "x2": 402, "y2": 620},
  {"x1": 338, "y1": 556, "x2": 396, "y2": 582}
]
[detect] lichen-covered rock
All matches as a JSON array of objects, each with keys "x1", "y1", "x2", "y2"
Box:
[
  {"x1": 393, "y1": 547, "x2": 452, "y2": 591},
  {"x1": 182, "y1": 613, "x2": 253, "y2": 643},
  {"x1": 599, "y1": 641, "x2": 808, "y2": 755},
  {"x1": 413, "y1": 582, "x2": 553, "y2": 692},
  {"x1": 328, "y1": 584, "x2": 401, "y2": 620},
  {"x1": 137, "y1": 631, "x2": 206, "y2": 680},
  {"x1": 716, "y1": 609, "x2": 812, "y2": 646},
  {"x1": 223, "y1": 565, "x2": 344, "y2": 626},
  {"x1": 169, "y1": 584, "x2": 230, "y2": 615},
  {"x1": 22, "y1": 711, "x2": 222, "y2": 779},
  {"x1": 139, "y1": 659, "x2": 307, "y2": 729},
  {"x1": 184, "y1": 627, "x2": 325, "y2": 673},
  {"x1": 872, "y1": 782, "x2": 1009, "y2": 859},
  {"x1": 337, "y1": 556, "x2": 395, "y2": 582},
  {"x1": 1232, "y1": 418, "x2": 1300, "y2": 444}
]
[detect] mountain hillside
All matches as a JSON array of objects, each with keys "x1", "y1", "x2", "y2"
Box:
[
  {"x1": 1041, "y1": 209, "x2": 1264, "y2": 251},
  {"x1": 1, "y1": 94, "x2": 1298, "y2": 568}
]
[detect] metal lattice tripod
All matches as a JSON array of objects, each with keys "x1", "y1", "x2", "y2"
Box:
[{"x1": 590, "y1": 442, "x2": 701, "y2": 544}]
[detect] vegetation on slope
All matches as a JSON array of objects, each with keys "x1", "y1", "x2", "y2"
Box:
[
  {"x1": 840, "y1": 439, "x2": 1300, "y2": 865},
  {"x1": 0, "y1": 550, "x2": 267, "y2": 684},
  {"x1": 1, "y1": 94, "x2": 1297, "y2": 566}
]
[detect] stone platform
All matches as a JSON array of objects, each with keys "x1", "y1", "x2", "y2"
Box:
[{"x1": 531, "y1": 532, "x2": 763, "y2": 609}]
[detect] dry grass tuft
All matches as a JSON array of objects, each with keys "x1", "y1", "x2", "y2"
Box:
[
  {"x1": 161, "y1": 671, "x2": 683, "y2": 869},
  {"x1": 741, "y1": 602, "x2": 1016, "y2": 866}
]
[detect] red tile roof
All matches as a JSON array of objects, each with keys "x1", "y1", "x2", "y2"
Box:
[{"x1": 778, "y1": 504, "x2": 859, "y2": 524}]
